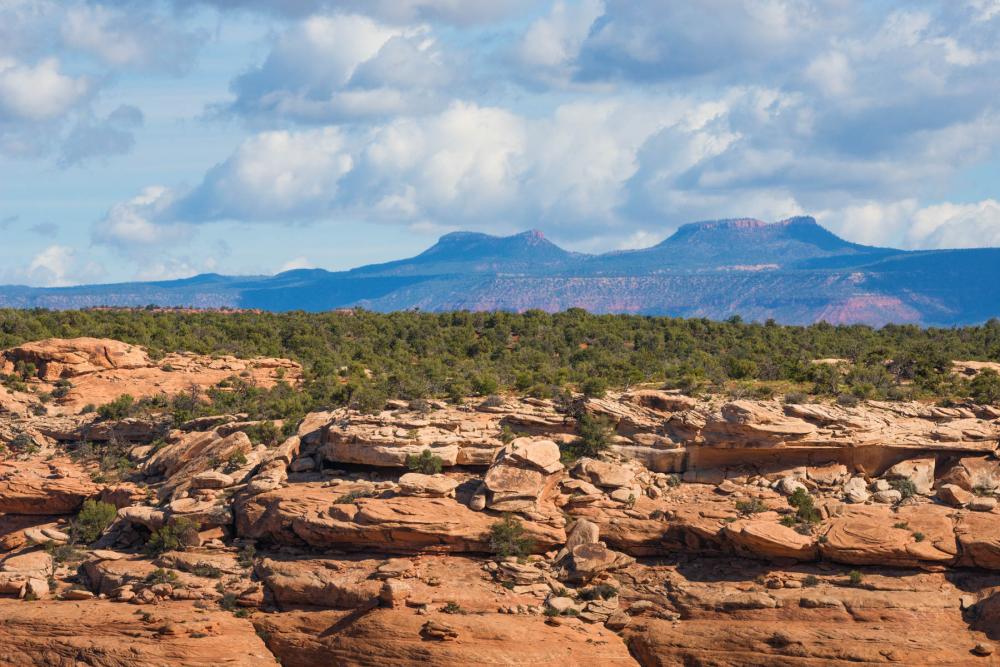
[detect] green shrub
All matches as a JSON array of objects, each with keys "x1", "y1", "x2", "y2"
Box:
[
  {"x1": 405, "y1": 449, "x2": 444, "y2": 475},
  {"x1": 489, "y1": 514, "x2": 533, "y2": 559},
  {"x1": 783, "y1": 392, "x2": 808, "y2": 405},
  {"x1": 802, "y1": 575, "x2": 820, "y2": 587},
  {"x1": 736, "y1": 498, "x2": 767, "y2": 516},
  {"x1": 146, "y1": 568, "x2": 179, "y2": 585},
  {"x1": 970, "y1": 369, "x2": 1000, "y2": 405},
  {"x1": 479, "y1": 394, "x2": 504, "y2": 409},
  {"x1": 890, "y1": 478, "x2": 917, "y2": 499},
  {"x1": 14, "y1": 360, "x2": 37, "y2": 380},
  {"x1": 580, "y1": 377, "x2": 607, "y2": 398},
  {"x1": 848, "y1": 570, "x2": 864, "y2": 586},
  {"x1": 243, "y1": 421, "x2": 280, "y2": 446},
  {"x1": 788, "y1": 488, "x2": 821, "y2": 524},
  {"x1": 472, "y1": 374, "x2": 499, "y2": 396},
  {"x1": 192, "y1": 563, "x2": 223, "y2": 578},
  {"x1": 97, "y1": 394, "x2": 135, "y2": 421},
  {"x1": 145, "y1": 517, "x2": 198, "y2": 555},
  {"x1": 350, "y1": 385, "x2": 387, "y2": 414},
  {"x1": 225, "y1": 450, "x2": 249, "y2": 472},
  {"x1": 499, "y1": 424, "x2": 517, "y2": 444},
  {"x1": 73, "y1": 500, "x2": 118, "y2": 544},
  {"x1": 334, "y1": 488, "x2": 378, "y2": 504},
  {"x1": 9, "y1": 432, "x2": 39, "y2": 455},
  {"x1": 46, "y1": 543, "x2": 83, "y2": 564},
  {"x1": 835, "y1": 393, "x2": 860, "y2": 408},
  {"x1": 560, "y1": 413, "x2": 613, "y2": 463},
  {"x1": 237, "y1": 545, "x2": 257, "y2": 568},
  {"x1": 579, "y1": 584, "x2": 618, "y2": 600}
]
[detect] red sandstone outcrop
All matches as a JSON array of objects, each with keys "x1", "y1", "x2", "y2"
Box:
[
  {"x1": 0, "y1": 337, "x2": 301, "y2": 415},
  {"x1": 3, "y1": 344, "x2": 1000, "y2": 666}
]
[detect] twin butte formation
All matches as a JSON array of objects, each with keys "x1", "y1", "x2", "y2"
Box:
[{"x1": 2, "y1": 339, "x2": 1000, "y2": 665}]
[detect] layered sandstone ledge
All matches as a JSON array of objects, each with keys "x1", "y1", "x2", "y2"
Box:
[{"x1": 2, "y1": 338, "x2": 1000, "y2": 665}]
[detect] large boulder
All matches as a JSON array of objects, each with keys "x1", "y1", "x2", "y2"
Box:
[
  {"x1": 938, "y1": 456, "x2": 1000, "y2": 492},
  {"x1": 571, "y1": 458, "x2": 635, "y2": 489},
  {"x1": 884, "y1": 458, "x2": 935, "y2": 495},
  {"x1": 481, "y1": 439, "x2": 563, "y2": 512},
  {"x1": 723, "y1": 520, "x2": 818, "y2": 561},
  {"x1": 397, "y1": 473, "x2": 460, "y2": 498}
]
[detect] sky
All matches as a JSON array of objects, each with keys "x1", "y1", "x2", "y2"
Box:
[{"x1": 2, "y1": 0, "x2": 1000, "y2": 287}]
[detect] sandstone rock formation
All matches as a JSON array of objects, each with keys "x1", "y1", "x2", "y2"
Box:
[
  {"x1": 4, "y1": 340, "x2": 1000, "y2": 665},
  {"x1": 0, "y1": 337, "x2": 301, "y2": 416}
]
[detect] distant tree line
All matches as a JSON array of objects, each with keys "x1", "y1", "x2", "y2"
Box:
[{"x1": 2, "y1": 309, "x2": 1000, "y2": 415}]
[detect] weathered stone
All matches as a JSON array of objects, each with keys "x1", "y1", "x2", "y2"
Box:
[
  {"x1": 885, "y1": 458, "x2": 935, "y2": 495},
  {"x1": 937, "y1": 484, "x2": 974, "y2": 507},
  {"x1": 397, "y1": 473, "x2": 460, "y2": 498}
]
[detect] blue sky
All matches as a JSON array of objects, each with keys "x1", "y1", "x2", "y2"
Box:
[{"x1": 2, "y1": 0, "x2": 1000, "y2": 286}]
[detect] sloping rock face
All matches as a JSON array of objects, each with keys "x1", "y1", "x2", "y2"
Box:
[
  {"x1": 255, "y1": 608, "x2": 638, "y2": 667},
  {"x1": 0, "y1": 459, "x2": 98, "y2": 514},
  {"x1": 0, "y1": 599, "x2": 278, "y2": 666},
  {"x1": 623, "y1": 560, "x2": 1000, "y2": 666},
  {"x1": 0, "y1": 337, "x2": 301, "y2": 415}
]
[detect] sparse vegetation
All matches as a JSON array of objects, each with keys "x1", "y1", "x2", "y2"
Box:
[
  {"x1": 848, "y1": 570, "x2": 864, "y2": 586},
  {"x1": 736, "y1": 498, "x2": 767, "y2": 516},
  {"x1": 579, "y1": 584, "x2": 618, "y2": 600},
  {"x1": 145, "y1": 517, "x2": 198, "y2": 555},
  {"x1": 334, "y1": 488, "x2": 379, "y2": 504},
  {"x1": 237, "y1": 545, "x2": 257, "y2": 568},
  {"x1": 788, "y1": 488, "x2": 821, "y2": 525},
  {"x1": 192, "y1": 563, "x2": 223, "y2": 578},
  {"x1": 561, "y1": 413, "x2": 614, "y2": 463},
  {"x1": 225, "y1": 450, "x2": 249, "y2": 472},
  {"x1": 580, "y1": 377, "x2": 607, "y2": 398},
  {"x1": 73, "y1": 499, "x2": 118, "y2": 544},
  {"x1": 406, "y1": 449, "x2": 444, "y2": 475},
  {"x1": 97, "y1": 394, "x2": 135, "y2": 421},
  {"x1": 146, "y1": 568, "x2": 180, "y2": 585},
  {"x1": 970, "y1": 369, "x2": 1000, "y2": 405},
  {"x1": 890, "y1": 478, "x2": 917, "y2": 500},
  {"x1": 441, "y1": 601, "x2": 465, "y2": 614},
  {"x1": 489, "y1": 514, "x2": 533, "y2": 559}
]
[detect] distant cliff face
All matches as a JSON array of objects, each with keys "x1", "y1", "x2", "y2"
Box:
[{"x1": 2, "y1": 217, "x2": 1000, "y2": 326}]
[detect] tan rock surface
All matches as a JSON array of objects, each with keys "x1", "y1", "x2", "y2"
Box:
[
  {"x1": 236, "y1": 482, "x2": 565, "y2": 553},
  {"x1": 0, "y1": 337, "x2": 301, "y2": 415},
  {"x1": 0, "y1": 458, "x2": 99, "y2": 514},
  {"x1": 255, "y1": 608, "x2": 638, "y2": 667},
  {"x1": 0, "y1": 599, "x2": 278, "y2": 666}
]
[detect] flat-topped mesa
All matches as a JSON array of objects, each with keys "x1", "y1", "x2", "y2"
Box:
[{"x1": 0, "y1": 337, "x2": 302, "y2": 415}]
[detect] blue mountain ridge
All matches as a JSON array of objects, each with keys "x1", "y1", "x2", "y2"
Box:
[{"x1": 2, "y1": 217, "x2": 998, "y2": 326}]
